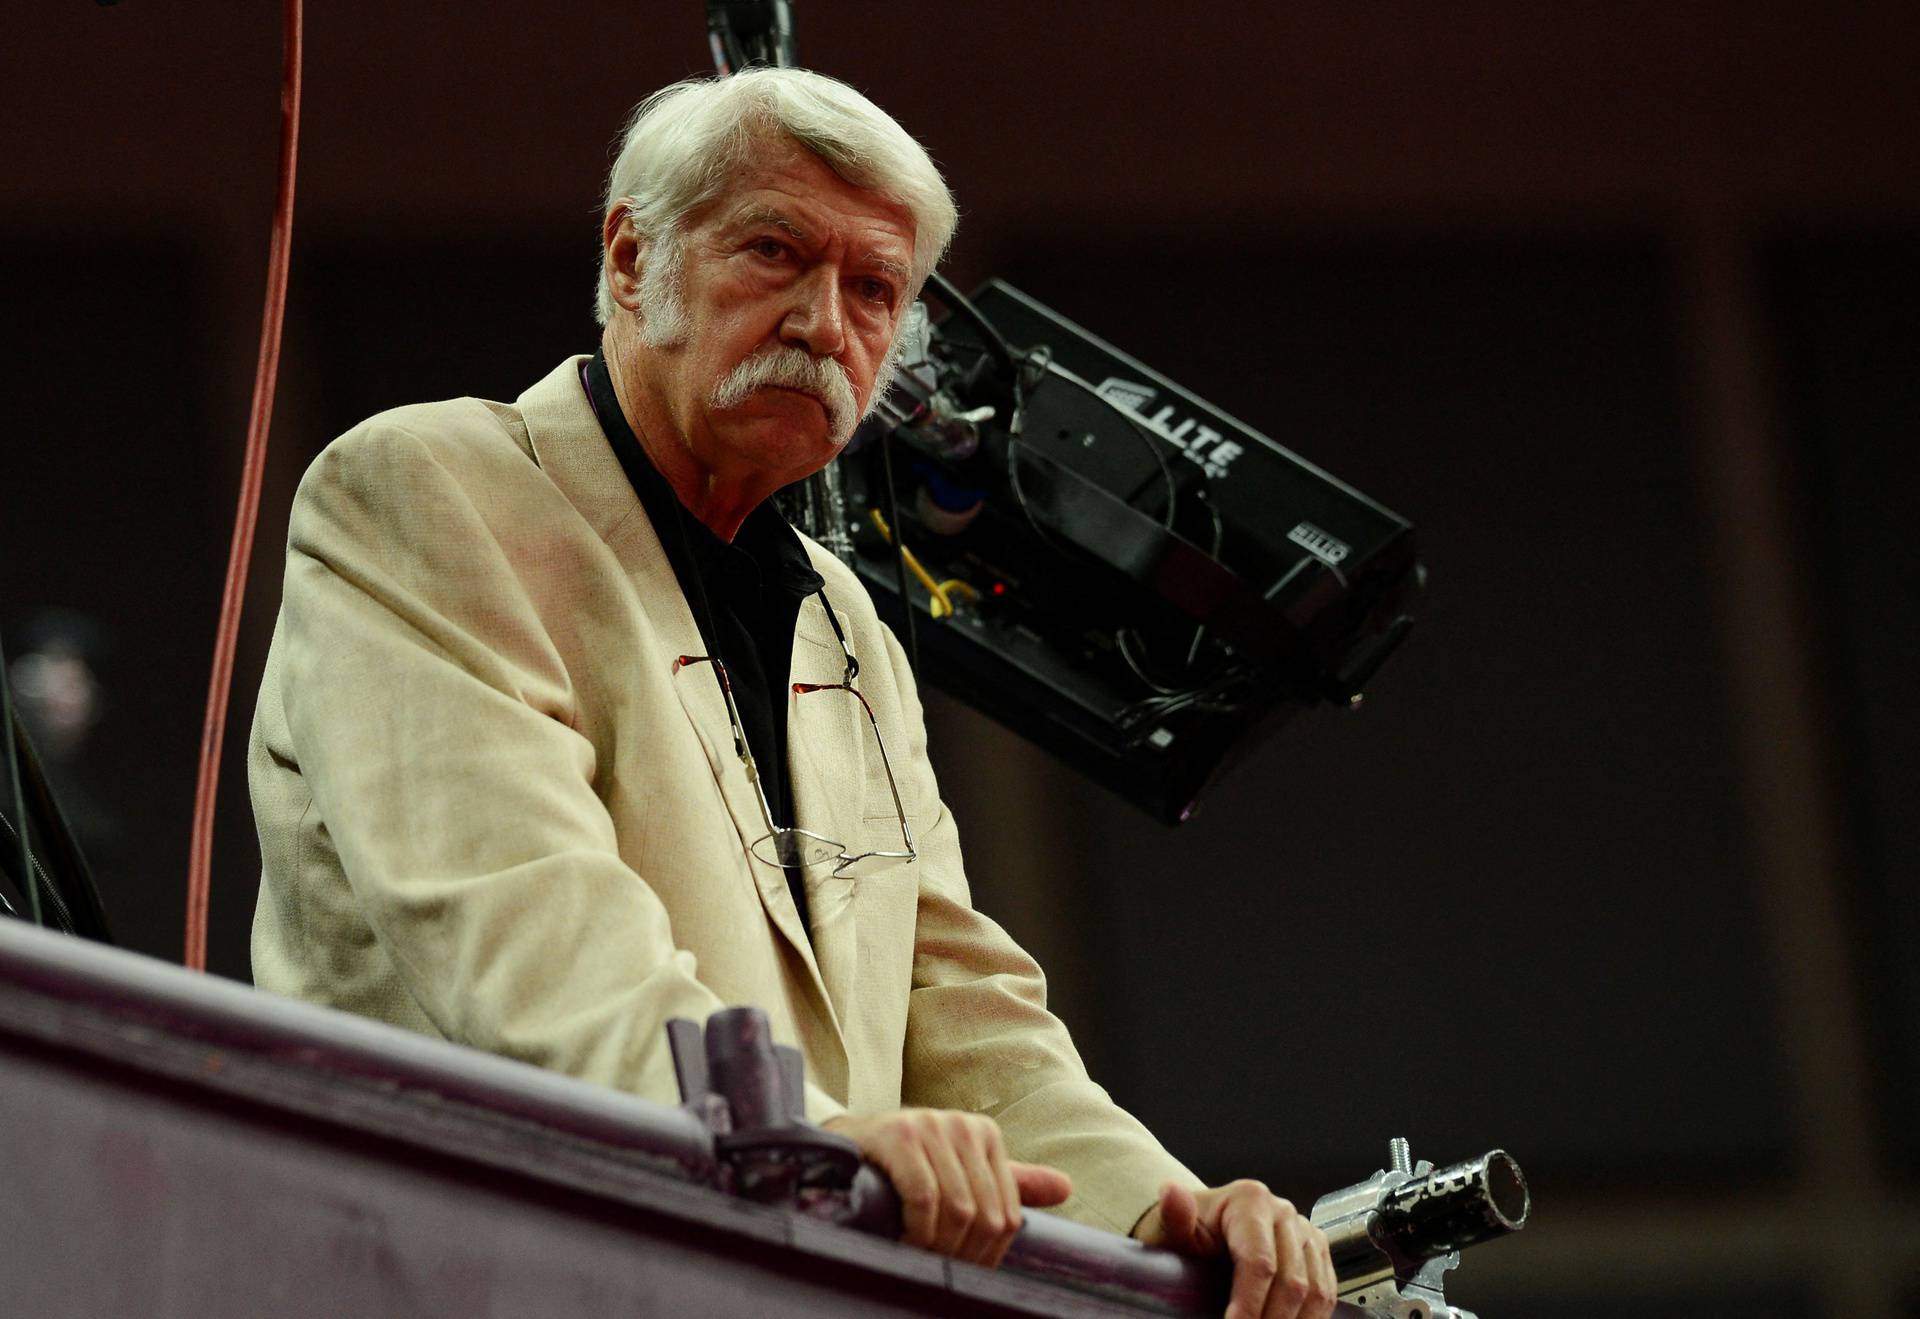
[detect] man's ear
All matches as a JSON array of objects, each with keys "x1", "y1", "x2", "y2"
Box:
[{"x1": 603, "y1": 204, "x2": 647, "y2": 315}]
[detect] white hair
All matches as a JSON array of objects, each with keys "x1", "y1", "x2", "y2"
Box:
[
  {"x1": 595, "y1": 68, "x2": 957, "y2": 326},
  {"x1": 633, "y1": 232, "x2": 689, "y2": 347}
]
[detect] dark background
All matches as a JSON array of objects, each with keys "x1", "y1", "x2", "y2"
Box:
[{"x1": 4, "y1": 3, "x2": 1917, "y2": 1313}]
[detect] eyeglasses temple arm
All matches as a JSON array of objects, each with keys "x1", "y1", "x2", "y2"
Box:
[
  {"x1": 679, "y1": 654, "x2": 783, "y2": 838},
  {"x1": 851, "y1": 688, "x2": 914, "y2": 853},
  {"x1": 810, "y1": 589, "x2": 859, "y2": 685}
]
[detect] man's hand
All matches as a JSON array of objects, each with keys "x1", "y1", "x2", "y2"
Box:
[
  {"x1": 1132, "y1": 1181, "x2": 1337, "y2": 1319},
  {"x1": 823, "y1": 1109, "x2": 1072, "y2": 1268}
]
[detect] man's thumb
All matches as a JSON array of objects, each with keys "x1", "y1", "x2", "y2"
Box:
[
  {"x1": 1154, "y1": 1182, "x2": 1202, "y2": 1246},
  {"x1": 1011, "y1": 1161, "x2": 1074, "y2": 1206}
]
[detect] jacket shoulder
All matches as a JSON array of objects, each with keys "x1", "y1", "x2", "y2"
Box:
[
  {"x1": 308, "y1": 395, "x2": 534, "y2": 483},
  {"x1": 287, "y1": 398, "x2": 553, "y2": 540}
]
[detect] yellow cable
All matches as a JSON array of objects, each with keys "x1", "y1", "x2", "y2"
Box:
[{"x1": 869, "y1": 509, "x2": 966, "y2": 619}]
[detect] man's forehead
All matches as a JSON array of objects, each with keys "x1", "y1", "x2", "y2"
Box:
[
  {"x1": 720, "y1": 191, "x2": 911, "y2": 250},
  {"x1": 706, "y1": 152, "x2": 915, "y2": 265}
]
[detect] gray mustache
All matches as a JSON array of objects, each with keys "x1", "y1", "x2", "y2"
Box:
[{"x1": 710, "y1": 346, "x2": 860, "y2": 441}]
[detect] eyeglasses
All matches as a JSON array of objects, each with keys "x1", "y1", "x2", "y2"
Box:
[{"x1": 671, "y1": 594, "x2": 915, "y2": 879}]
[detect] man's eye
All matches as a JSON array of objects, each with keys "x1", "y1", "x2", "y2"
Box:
[
  {"x1": 857, "y1": 278, "x2": 893, "y2": 305},
  {"x1": 751, "y1": 238, "x2": 788, "y2": 260}
]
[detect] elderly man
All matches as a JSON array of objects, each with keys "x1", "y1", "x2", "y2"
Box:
[{"x1": 249, "y1": 68, "x2": 1334, "y2": 1319}]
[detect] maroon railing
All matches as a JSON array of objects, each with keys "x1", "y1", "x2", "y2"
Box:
[{"x1": 0, "y1": 918, "x2": 1362, "y2": 1316}]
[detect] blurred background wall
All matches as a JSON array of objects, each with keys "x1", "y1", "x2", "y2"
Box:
[{"x1": 3, "y1": 3, "x2": 1916, "y2": 1314}]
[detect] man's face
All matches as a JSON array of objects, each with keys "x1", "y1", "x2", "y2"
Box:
[{"x1": 629, "y1": 140, "x2": 917, "y2": 491}]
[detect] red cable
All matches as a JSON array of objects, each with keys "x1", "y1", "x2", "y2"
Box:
[{"x1": 185, "y1": 0, "x2": 302, "y2": 971}]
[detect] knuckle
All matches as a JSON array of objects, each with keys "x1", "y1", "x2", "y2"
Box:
[
  {"x1": 1242, "y1": 1254, "x2": 1279, "y2": 1283},
  {"x1": 1275, "y1": 1274, "x2": 1309, "y2": 1303}
]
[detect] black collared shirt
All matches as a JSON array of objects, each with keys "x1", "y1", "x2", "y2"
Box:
[{"x1": 582, "y1": 350, "x2": 825, "y2": 933}]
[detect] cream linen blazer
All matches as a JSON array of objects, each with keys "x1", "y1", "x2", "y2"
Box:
[{"x1": 249, "y1": 357, "x2": 1201, "y2": 1234}]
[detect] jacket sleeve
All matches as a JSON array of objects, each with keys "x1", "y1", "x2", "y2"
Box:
[
  {"x1": 270, "y1": 421, "x2": 847, "y2": 1121},
  {"x1": 875, "y1": 626, "x2": 1204, "y2": 1235}
]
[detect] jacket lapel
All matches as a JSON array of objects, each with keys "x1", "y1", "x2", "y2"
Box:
[
  {"x1": 787, "y1": 589, "x2": 870, "y2": 1023},
  {"x1": 512, "y1": 357, "x2": 845, "y2": 1043},
  {"x1": 667, "y1": 647, "x2": 842, "y2": 1037}
]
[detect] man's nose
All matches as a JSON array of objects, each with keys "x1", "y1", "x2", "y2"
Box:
[{"x1": 779, "y1": 266, "x2": 847, "y2": 358}]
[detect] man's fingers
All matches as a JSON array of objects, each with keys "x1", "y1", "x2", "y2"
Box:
[
  {"x1": 920, "y1": 1122, "x2": 978, "y2": 1259},
  {"x1": 1152, "y1": 1182, "x2": 1204, "y2": 1251},
  {"x1": 1218, "y1": 1189, "x2": 1280, "y2": 1319},
  {"x1": 823, "y1": 1109, "x2": 1067, "y2": 1269},
  {"x1": 886, "y1": 1139, "x2": 945, "y2": 1253},
  {"x1": 945, "y1": 1115, "x2": 1009, "y2": 1266},
  {"x1": 1124, "y1": 1179, "x2": 1337, "y2": 1319},
  {"x1": 1300, "y1": 1220, "x2": 1338, "y2": 1319},
  {"x1": 1258, "y1": 1200, "x2": 1314, "y2": 1319},
  {"x1": 990, "y1": 1136, "x2": 1036, "y2": 1267},
  {"x1": 1010, "y1": 1160, "x2": 1073, "y2": 1206},
  {"x1": 981, "y1": 1120, "x2": 1025, "y2": 1269}
]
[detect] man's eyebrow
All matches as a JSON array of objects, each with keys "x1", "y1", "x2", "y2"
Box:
[
  {"x1": 865, "y1": 254, "x2": 911, "y2": 284},
  {"x1": 729, "y1": 204, "x2": 910, "y2": 282},
  {"x1": 732, "y1": 205, "x2": 810, "y2": 241}
]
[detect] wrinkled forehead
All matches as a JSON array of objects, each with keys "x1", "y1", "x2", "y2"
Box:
[{"x1": 696, "y1": 136, "x2": 915, "y2": 252}]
